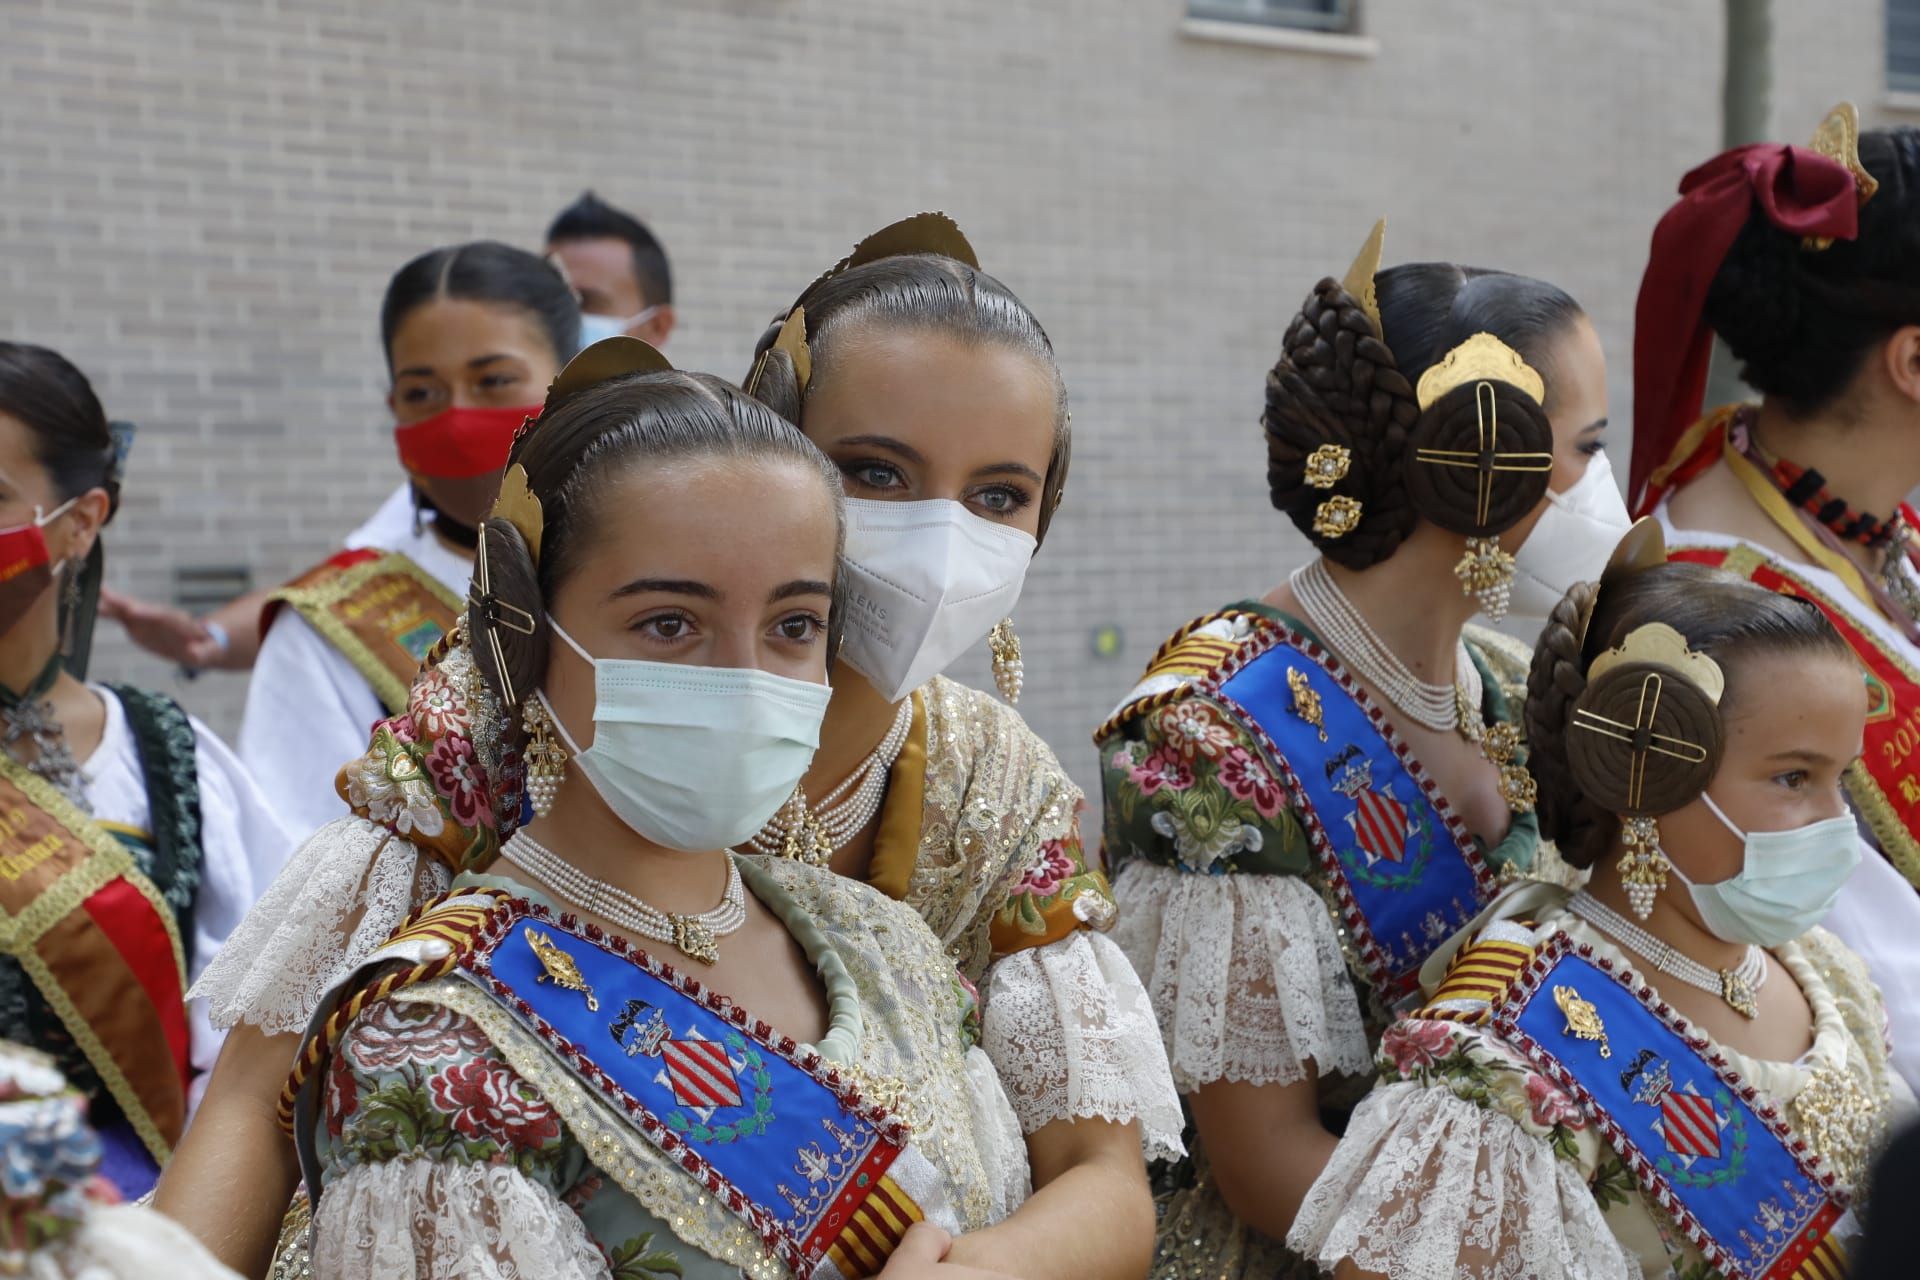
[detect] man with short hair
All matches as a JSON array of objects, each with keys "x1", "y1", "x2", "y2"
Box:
[{"x1": 545, "y1": 191, "x2": 675, "y2": 348}]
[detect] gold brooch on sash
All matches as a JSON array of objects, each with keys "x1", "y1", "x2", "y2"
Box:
[
  {"x1": 1553, "y1": 984, "x2": 1611, "y2": 1058},
  {"x1": 1287, "y1": 667, "x2": 1328, "y2": 742},
  {"x1": 526, "y1": 927, "x2": 599, "y2": 1011}
]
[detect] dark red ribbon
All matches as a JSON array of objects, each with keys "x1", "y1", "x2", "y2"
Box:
[{"x1": 1630, "y1": 143, "x2": 1859, "y2": 512}]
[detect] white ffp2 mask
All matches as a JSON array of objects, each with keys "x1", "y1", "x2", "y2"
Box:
[
  {"x1": 1507, "y1": 450, "x2": 1632, "y2": 623},
  {"x1": 836, "y1": 498, "x2": 1036, "y2": 703}
]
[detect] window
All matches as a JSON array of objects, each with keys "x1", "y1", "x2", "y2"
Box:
[
  {"x1": 1892, "y1": 0, "x2": 1920, "y2": 92},
  {"x1": 1187, "y1": 0, "x2": 1354, "y2": 32}
]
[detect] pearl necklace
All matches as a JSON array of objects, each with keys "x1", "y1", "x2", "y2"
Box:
[
  {"x1": 500, "y1": 832, "x2": 746, "y2": 965},
  {"x1": 1290, "y1": 560, "x2": 1482, "y2": 735},
  {"x1": 1568, "y1": 890, "x2": 1768, "y2": 1019},
  {"x1": 746, "y1": 697, "x2": 913, "y2": 861}
]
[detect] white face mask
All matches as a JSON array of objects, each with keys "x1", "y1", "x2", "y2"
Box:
[
  {"x1": 540, "y1": 618, "x2": 830, "y2": 852},
  {"x1": 1670, "y1": 791, "x2": 1863, "y2": 947},
  {"x1": 837, "y1": 498, "x2": 1037, "y2": 704},
  {"x1": 577, "y1": 306, "x2": 663, "y2": 349},
  {"x1": 1506, "y1": 450, "x2": 1632, "y2": 623}
]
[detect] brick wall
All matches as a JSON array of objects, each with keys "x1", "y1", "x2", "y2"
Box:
[{"x1": 0, "y1": 0, "x2": 1901, "y2": 815}]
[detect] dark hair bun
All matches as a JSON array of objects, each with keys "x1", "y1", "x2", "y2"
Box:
[
  {"x1": 467, "y1": 517, "x2": 547, "y2": 713},
  {"x1": 1403, "y1": 381, "x2": 1555, "y2": 537},
  {"x1": 1563, "y1": 660, "x2": 1724, "y2": 818},
  {"x1": 1264, "y1": 278, "x2": 1419, "y2": 569}
]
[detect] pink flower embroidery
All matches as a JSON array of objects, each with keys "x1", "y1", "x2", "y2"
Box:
[
  {"x1": 344, "y1": 1002, "x2": 491, "y2": 1072},
  {"x1": 1217, "y1": 748, "x2": 1285, "y2": 818},
  {"x1": 1010, "y1": 839, "x2": 1077, "y2": 899},
  {"x1": 1526, "y1": 1072, "x2": 1587, "y2": 1131},
  {"x1": 425, "y1": 733, "x2": 489, "y2": 828},
  {"x1": 1380, "y1": 1019, "x2": 1455, "y2": 1076},
  {"x1": 428, "y1": 1060, "x2": 560, "y2": 1149},
  {"x1": 1154, "y1": 702, "x2": 1237, "y2": 761},
  {"x1": 413, "y1": 675, "x2": 470, "y2": 738},
  {"x1": 1129, "y1": 747, "x2": 1194, "y2": 795}
]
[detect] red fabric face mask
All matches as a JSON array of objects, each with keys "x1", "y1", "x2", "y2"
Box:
[
  {"x1": 394, "y1": 405, "x2": 539, "y2": 480},
  {"x1": 0, "y1": 500, "x2": 74, "y2": 639}
]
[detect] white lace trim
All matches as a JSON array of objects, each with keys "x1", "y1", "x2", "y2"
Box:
[
  {"x1": 311, "y1": 1156, "x2": 609, "y2": 1280},
  {"x1": 191, "y1": 818, "x2": 450, "y2": 1036},
  {"x1": 960, "y1": 1045, "x2": 1034, "y2": 1224},
  {"x1": 1288, "y1": 1082, "x2": 1636, "y2": 1280},
  {"x1": 980, "y1": 932, "x2": 1186, "y2": 1161},
  {"x1": 1111, "y1": 862, "x2": 1371, "y2": 1092}
]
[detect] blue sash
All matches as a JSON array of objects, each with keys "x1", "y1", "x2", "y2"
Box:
[
  {"x1": 462, "y1": 902, "x2": 913, "y2": 1278},
  {"x1": 1493, "y1": 935, "x2": 1846, "y2": 1280},
  {"x1": 1208, "y1": 629, "x2": 1495, "y2": 1000}
]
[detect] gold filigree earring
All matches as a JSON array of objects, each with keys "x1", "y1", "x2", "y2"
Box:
[
  {"x1": 1618, "y1": 815, "x2": 1670, "y2": 920},
  {"x1": 522, "y1": 698, "x2": 569, "y2": 818},
  {"x1": 1454, "y1": 537, "x2": 1517, "y2": 620},
  {"x1": 989, "y1": 619, "x2": 1023, "y2": 704}
]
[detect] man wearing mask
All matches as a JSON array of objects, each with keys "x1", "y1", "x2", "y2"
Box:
[{"x1": 102, "y1": 194, "x2": 677, "y2": 672}]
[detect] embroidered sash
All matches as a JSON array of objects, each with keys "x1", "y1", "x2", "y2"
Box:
[
  {"x1": 1673, "y1": 542, "x2": 1920, "y2": 889},
  {"x1": 291, "y1": 892, "x2": 928, "y2": 1279},
  {"x1": 1202, "y1": 627, "x2": 1497, "y2": 1002},
  {"x1": 0, "y1": 755, "x2": 188, "y2": 1167},
  {"x1": 1492, "y1": 933, "x2": 1847, "y2": 1280},
  {"x1": 263, "y1": 549, "x2": 460, "y2": 714}
]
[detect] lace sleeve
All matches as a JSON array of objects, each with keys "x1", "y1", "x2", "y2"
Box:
[
  {"x1": 311, "y1": 1156, "x2": 610, "y2": 1280},
  {"x1": 959, "y1": 1045, "x2": 1034, "y2": 1224},
  {"x1": 190, "y1": 817, "x2": 450, "y2": 1035},
  {"x1": 1288, "y1": 1081, "x2": 1634, "y2": 1280},
  {"x1": 980, "y1": 931, "x2": 1185, "y2": 1160},
  {"x1": 1110, "y1": 861, "x2": 1369, "y2": 1092}
]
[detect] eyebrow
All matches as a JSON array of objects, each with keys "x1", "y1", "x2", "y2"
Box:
[
  {"x1": 834, "y1": 434, "x2": 926, "y2": 466},
  {"x1": 1579, "y1": 418, "x2": 1608, "y2": 435},
  {"x1": 609, "y1": 578, "x2": 719, "y2": 601},
  {"x1": 1765, "y1": 748, "x2": 1834, "y2": 766},
  {"x1": 393, "y1": 353, "x2": 519, "y2": 380},
  {"x1": 976, "y1": 461, "x2": 1046, "y2": 485},
  {"x1": 771, "y1": 579, "x2": 833, "y2": 602}
]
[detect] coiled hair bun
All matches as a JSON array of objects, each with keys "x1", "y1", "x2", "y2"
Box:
[{"x1": 1404, "y1": 372, "x2": 1556, "y2": 538}]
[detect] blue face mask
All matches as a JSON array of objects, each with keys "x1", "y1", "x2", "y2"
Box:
[
  {"x1": 577, "y1": 306, "x2": 662, "y2": 350},
  {"x1": 1672, "y1": 792, "x2": 1862, "y2": 948}
]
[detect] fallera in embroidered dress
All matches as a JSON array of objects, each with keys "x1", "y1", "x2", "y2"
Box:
[
  {"x1": 295, "y1": 856, "x2": 1030, "y2": 1280},
  {"x1": 1095, "y1": 602, "x2": 1538, "y2": 1279},
  {"x1": 1287, "y1": 887, "x2": 1915, "y2": 1280}
]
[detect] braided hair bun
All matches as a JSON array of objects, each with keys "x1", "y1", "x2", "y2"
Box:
[
  {"x1": 1404, "y1": 376, "x2": 1555, "y2": 538},
  {"x1": 1263, "y1": 277, "x2": 1420, "y2": 568}
]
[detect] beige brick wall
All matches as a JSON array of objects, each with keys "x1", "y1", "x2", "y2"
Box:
[{"x1": 0, "y1": 0, "x2": 1901, "y2": 813}]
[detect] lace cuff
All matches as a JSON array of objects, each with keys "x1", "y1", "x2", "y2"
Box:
[
  {"x1": 29, "y1": 1203, "x2": 242, "y2": 1279},
  {"x1": 981, "y1": 932, "x2": 1185, "y2": 1161},
  {"x1": 960, "y1": 1045, "x2": 1033, "y2": 1224},
  {"x1": 191, "y1": 818, "x2": 450, "y2": 1036},
  {"x1": 1288, "y1": 1082, "x2": 1634, "y2": 1280},
  {"x1": 312, "y1": 1156, "x2": 609, "y2": 1280},
  {"x1": 1111, "y1": 862, "x2": 1370, "y2": 1092}
]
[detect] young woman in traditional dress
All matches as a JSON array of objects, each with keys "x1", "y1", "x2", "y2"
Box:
[
  {"x1": 0, "y1": 344, "x2": 291, "y2": 1198},
  {"x1": 174, "y1": 344, "x2": 1042, "y2": 1276},
  {"x1": 1631, "y1": 107, "x2": 1920, "y2": 1090},
  {"x1": 1291, "y1": 527, "x2": 1914, "y2": 1279},
  {"x1": 732, "y1": 216, "x2": 1179, "y2": 1276},
  {"x1": 237, "y1": 241, "x2": 579, "y2": 839},
  {"x1": 1093, "y1": 224, "x2": 1610, "y2": 1276}
]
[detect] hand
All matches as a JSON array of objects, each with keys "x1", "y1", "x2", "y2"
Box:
[
  {"x1": 876, "y1": 1223, "x2": 1021, "y2": 1279},
  {"x1": 97, "y1": 588, "x2": 227, "y2": 667}
]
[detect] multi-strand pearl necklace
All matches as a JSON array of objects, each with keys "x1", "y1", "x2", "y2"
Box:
[
  {"x1": 1568, "y1": 890, "x2": 1768, "y2": 1019},
  {"x1": 1290, "y1": 560, "x2": 1482, "y2": 735},
  {"x1": 499, "y1": 832, "x2": 746, "y2": 965},
  {"x1": 746, "y1": 697, "x2": 913, "y2": 860}
]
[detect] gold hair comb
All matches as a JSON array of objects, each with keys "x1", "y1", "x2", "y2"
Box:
[
  {"x1": 1806, "y1": 102, "x2": 1879, "y2": 250},
  {"x1": 1342, "y1": 219, "x2": 1386, "y2": 335},
  {"x1": 490, "y1": 464, "x2": 544, "y2": 565},
  {"x1": 1415, "y1": 333, "x2": 1547, "y2": 410},
  {"x1": 1586, "y1": 622, "x2": 1726, "y2": 705}
]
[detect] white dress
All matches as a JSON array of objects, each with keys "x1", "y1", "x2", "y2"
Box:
[
  {"x1": 80, "y1": 685, "x2": 294, "y2": 1109},
  {"x1": 236, "y1": 520, "x2": 470, "y2": 843},
  {"x1": 341, "y1": 483, "x2": 414, "y2": 552},
  {"x1": 1659, "y1": 509, "x2": 1920, "y2": 1095}
]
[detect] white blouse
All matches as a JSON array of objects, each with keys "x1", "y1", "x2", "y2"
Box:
[
  {"x1": 80, "y1": 685, "x2": 295, "y2": 1109},
  {"x1": 235, "y1": 520, "x2": 470, "y2": 843}
]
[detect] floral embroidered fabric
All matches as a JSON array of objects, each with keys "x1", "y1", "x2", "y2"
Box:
[{"x1": 1288, "y1": 903, "x2": 1915, "y2": 1280}]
